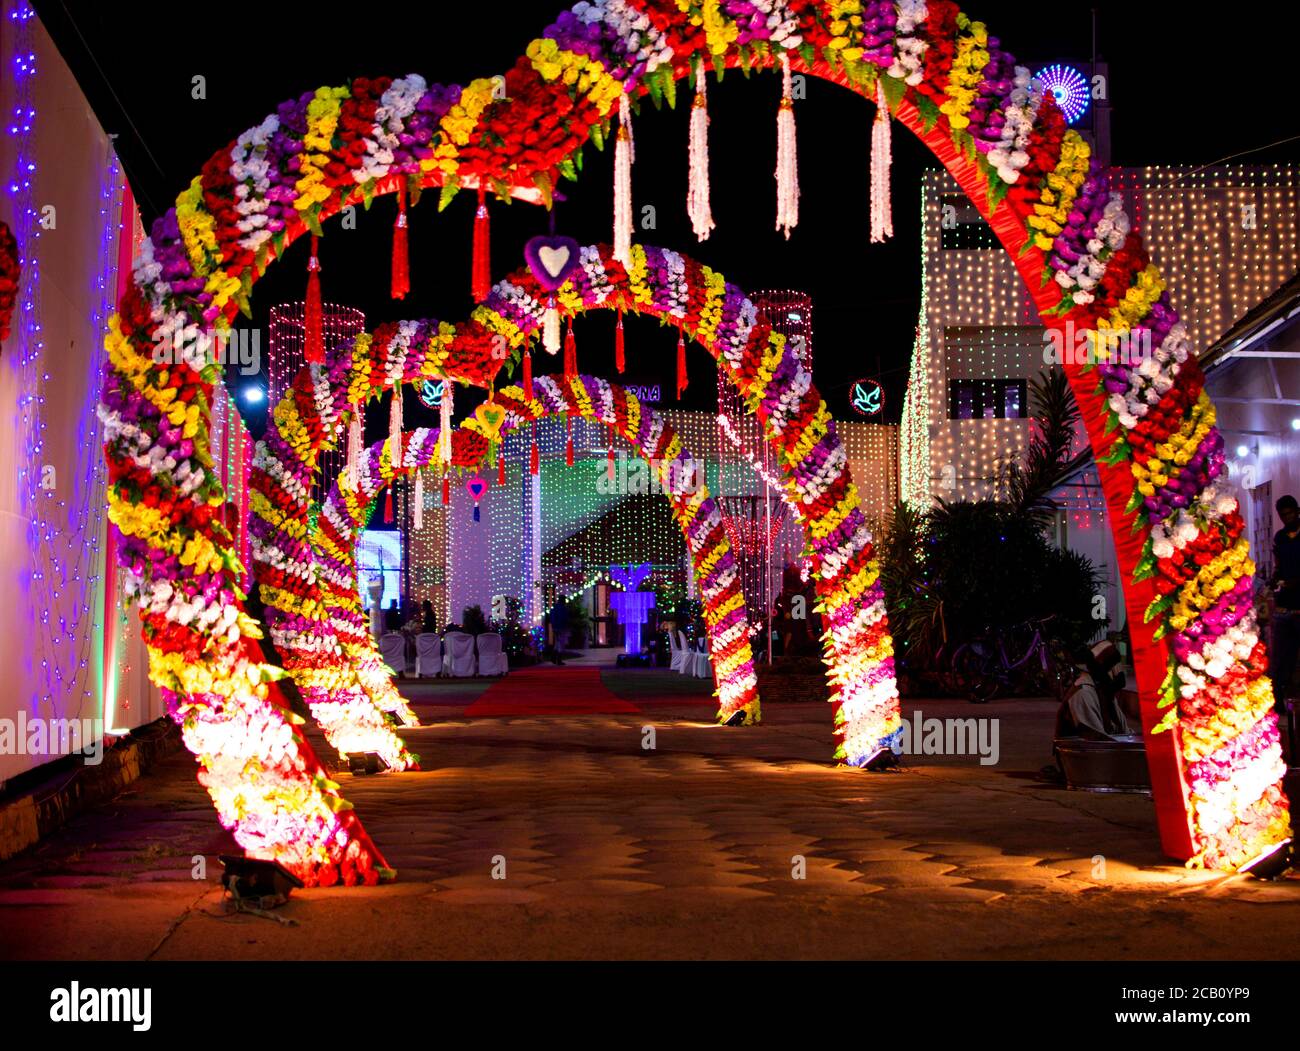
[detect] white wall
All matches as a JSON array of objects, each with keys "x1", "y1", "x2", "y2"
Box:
[{"x1": 0, "y1": 14, "x2": 160, "y2": 787}]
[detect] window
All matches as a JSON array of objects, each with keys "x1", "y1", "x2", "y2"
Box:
[{"x1": 948, "y1": 379, "x2": 1029, "y2": 421}]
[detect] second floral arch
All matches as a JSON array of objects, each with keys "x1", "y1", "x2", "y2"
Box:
[{"x1": 253, "y1": 243, "x2": 898, "y2": 774}]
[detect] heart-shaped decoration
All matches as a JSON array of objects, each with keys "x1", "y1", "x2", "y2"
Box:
[
  {"x1": 466, "y1": 477, "x2": 488, "y2": 502},
  {"x1": 539, "y1": 245, "x2": 570, "y2": 277},
  {"x1": 525, "y1": 234, "x2": 582, "y2": 292},
  {"x1": 472, "y1": 402, "x2": 506, "y2": 440}
]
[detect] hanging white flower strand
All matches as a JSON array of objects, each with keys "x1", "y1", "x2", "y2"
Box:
[
  {"x1": 346, "y1": 412, "x2": 363, "y2": 490},
  {"x1": 542, "y1": 295, "x2": 562, "y2": 355},
  {"x1": 613, "y1": 93, "x2": 635, "y2": 265},
  {"x1": 413, "y1": 468, "x2": 424, "y2": 532},
  {"x1": 439, "y1": 380, "x2": 453, "y2": 466},
  {"x1": 870, "y1": 79, "x2": 894, "y2": 243},
  {"x1": 775, "y1": 53, "x2": 799, "y2": 240},
  {"x1": 388, "y1": 383, "x2": 403, "y2": 465},
  {"x1": 687, "y1": 58, "x2": 715, "y2": 242}
]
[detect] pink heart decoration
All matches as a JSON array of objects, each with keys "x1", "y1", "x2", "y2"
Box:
[
  {"x1": 525, "y1": 234, "x2": 582, "y2": 292},
  {"x1": 465, "y1": 477, "x2": 488, "y2": 502}
]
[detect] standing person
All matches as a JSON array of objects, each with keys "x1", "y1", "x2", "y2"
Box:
[
  {"x1": 1271, "y1": 495, "x2": 1300, "y2": 716},
  {"x1": 548, "y1": 596, "x2": 569, "y2": 665},
  {"x1": 421, "y1": 599, "x2": 437, "y2": 634},
  {"x1": 384, "y1": 598, "x2": 402, "y2": 633}
]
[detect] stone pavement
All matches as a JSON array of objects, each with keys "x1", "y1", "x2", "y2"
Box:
[{"x1": 0, "y1": 676, "x2": 1297, "y2": 960}]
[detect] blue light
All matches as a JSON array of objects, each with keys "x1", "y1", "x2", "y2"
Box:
[
  {"x1": 1035, "y1": 64, "x2": 1091, "y2": 125},
  {"x1": 241, "y1": 385, "x2": 265, "y2": 405}
]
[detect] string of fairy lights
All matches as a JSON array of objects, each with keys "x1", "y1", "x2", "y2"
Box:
[
  {"x1": 268, "y1": 301, "x2": 365, "y2": 504},
  {"x1": 397, "y1": 398, "x2": 897, "y2": 634},
  {"x1": 9, "y1": 0, "x2": 120, "y2": 721},
  {"x1": 901, "y1": 164, "x2": 1300, "y2": 512}
]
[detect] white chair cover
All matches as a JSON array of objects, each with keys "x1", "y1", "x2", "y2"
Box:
[
  {"x1": 693, "y1": 649, "x2": 712, "y2": 679},
  {"x1": 672, "y1": 630, "x2": 693, "y2": 674},
  {"x1": 379, "y1": 632, "x2": 409, "y2": 676},
  {"x1": 442, "y1": 631, "x2": 477, "y2": 678},
  {"x1": 476, "y1": 633, "x2": 509, "y2": 676},
  {"x1": 414, "y1": 633, "x2": 442, "y2": 678}
]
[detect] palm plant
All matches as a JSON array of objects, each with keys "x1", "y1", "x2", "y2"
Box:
[{"x1": 996, "y1": 368, "x2": 1094, "y2": 529}]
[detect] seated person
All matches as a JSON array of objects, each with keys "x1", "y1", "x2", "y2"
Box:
[{"x1": 1046, "y1": 648, "x2": 1132, "y2": 782}]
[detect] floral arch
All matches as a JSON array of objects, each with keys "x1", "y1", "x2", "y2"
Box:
[
  {"x1": 305, "y1": 374, "x2": 759, "y2": 734},
  {"x1": 249, "y1": 245, "x2": 892, "y2": 880},
  {"x1": 101, "y1": 1, "x2": 1287, "y2": 878}
]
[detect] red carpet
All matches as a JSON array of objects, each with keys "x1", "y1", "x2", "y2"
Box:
[{"x1": 464, "y1": 666, "x2": 641, "y2": 717}]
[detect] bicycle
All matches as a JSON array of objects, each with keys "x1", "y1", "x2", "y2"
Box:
[{"x1": 949, "y1": 617, "x2": 1074, "y2": 704}]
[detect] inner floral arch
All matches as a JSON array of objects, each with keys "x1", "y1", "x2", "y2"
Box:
[
  {"x1": 253, "y1": 244, "x2": 892, "y2": 757},
  {"x1": 101, "y1": 2, "x2": 1287, "y2": 880},
  {"x1": 309, "y1": 374, "x2": 759, "y2": 724}
]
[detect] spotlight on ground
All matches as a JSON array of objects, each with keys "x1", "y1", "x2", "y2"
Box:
[
  {"x1": 218, "y1": 855, "x2": 303, "y2": 909},
  {"x1": 348, "y1": 752, "x2": 388, "y2": 775},
  {"x1": 1239, "y1": 839, "x2": 1292, "y2": 881},
  {"x1": 723, "y1": 709, "x2": 748, "y2": 727},
  {"x1": 862, "y1": 748, "x2": 901, "y2": 772}
]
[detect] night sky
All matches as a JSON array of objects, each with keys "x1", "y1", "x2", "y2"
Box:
[{"x1": 35, "y1": 1, "x2": 1300, "y2": 433}]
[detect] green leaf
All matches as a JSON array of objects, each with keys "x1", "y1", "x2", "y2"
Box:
[
  {"x1": 590, "y1": 121, "x2": 606, "y2": 152},
  {"x1": 361, "y1": 181, "x2": 375, "y2": 211},
  {"x1": 1151, "y1": 707, "x2": 1178, "y2": 735},
  {"x1": 407, "y1": 174, "x2": 423, "y2": 208},
  {"x1": 533, "y1": 171, "x2": 554, "y2": 209},
  {"x1": 304, "y1": 208, "x2": 324, "y2": 238},
  {"x1": 1158, "y1": 662, "x2": 1179, "y2": 708},
  {"x1": 1124, "y1": 487, "x2": 1143, "y2": 516},
  {"x1": 1143, "y1": 592, "x2": 1174, "y2": 625},
  {"x1": 1132, "y1": 558, "x2": 1157, "y2": 584},
  {"x1": 986, "y1": 174, "x2": 1010, "y2": 211},
  {"x1": 438, "y1": 176, "x2": 461, "y2": 212},
  {"x1": 663, "y1": 69, "x2": 677, "y2": 109},
  {"x1": 880, "y1": 74, "x2": 908, "y2": 117},
  {"x1": 646, "y1": 70, "x2": 664, "y2": 108},
  {"x1": 909, "y1": 91, "x2": 941, "y2": 133}
]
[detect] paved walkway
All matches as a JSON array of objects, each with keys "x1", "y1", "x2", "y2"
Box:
[{"x1": 1, "y1": 674, "x2": 1297, "y2": 959}]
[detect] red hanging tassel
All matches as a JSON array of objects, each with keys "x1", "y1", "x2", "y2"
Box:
[
  {"x1": 441, "y1": 474, "x2": 451, "y2": 506},
  {"x1": 529, "y1": 421, "x2": 539, "y2": 475},
  {"x1": 676, "y1": 326, "x2": 688, "y2": 399},
  {"x1": 522, "y1": 346, "x2": 534, "y2": 401},
  {"x1": 472, "y1": 186, "x2": 491, "y2": 303},
  {"x1": 615, "y1": 308, "x2": 625, "y2": 373},
  {"x1": 392, "y1": 185, "x2": 410, "y2": 300},
  {"x1": 564, "y1": 319, "x2": 577, "y2": 379},
  {"x1": 606, "y1": 423, "x2": 616, "y2": 484},
  {"x1": 304, "y1": 234, "x2": 323, "y2": 364},
  {"x1": 497, "y1": 452, "x2": 506, "y2": 486},
  {"x1": 565, "y1": 415, "x2": 574, "y2": 467},
  {"x1": 384, "y1": 487, "x2": 394, "y2": 523}
]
